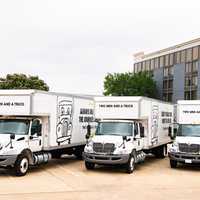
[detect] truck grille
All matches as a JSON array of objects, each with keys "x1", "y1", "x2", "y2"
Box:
[
  {"x1": 179, "y1": 143, "x2": 200, "y2": 153},
  {"x1": 93, "y1": 143, "x2": 115, "y2": 154}
]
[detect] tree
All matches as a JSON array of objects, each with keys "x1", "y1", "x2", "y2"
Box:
[
  {"x1": 103, "y1": 71, "x2": 157, "y2": 98},
  {"x1": 0, "y1": 73, "x2": 49, "y2": 91}
]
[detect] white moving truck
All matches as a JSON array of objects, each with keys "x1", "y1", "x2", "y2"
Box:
[
  {"x1": 168, "y1": 100, "x2": 200, "y2": 168},
  {"x1": 0, "y1": 90, "x2": 95, "y2": 176},
  {"x1": 83, "y1": 96, "x2": 173, "y2": 173}
]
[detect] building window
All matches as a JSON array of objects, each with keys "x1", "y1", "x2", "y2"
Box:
[
  {"x1": 193, "y1": 46, "x2": 199, "y2": 60},
  {"x1": 184, "y1": 90, "x2": 197, "y2": 100},
  {"x1": 185, "y1": 61, "x2": 198, "y2": 74},
  {"x1": 184, "y1": 60, "x2": 198, "y2": 100},
  {"x1": 163, "y1": 80, "x2": 167, "y2": 90},
  {"x1": 146, "y1": 60, "x2": 150, "y2": 71},
  {"x1": 168, "y1": 93, "x2": 173, "y2": 102},
  {"x1": 163, "y1": 65, "x2": 173, "y2": 103},
  {"x1": 175, "y1": 51, "x2": 181, "y2": 64},
  {"x1": 185, "y1": 76, "x2": 197, "y2": 88},
  {"x1": 142, "y1": 61, "x2": 146, "y2": 71},
  {"x1": 163, "y1": 92, "x2": 173, "y2": 102},
  {"x1": 150, "y1": 59, "x2": 154, "y2": 70},
  {"x1": 192, "y1": 76, "x2": 198, "y2": 86},
  {"x1": 155, "y1": 57, "x2": 159, "y2": 69},
  {"x1": 169, "y1": 54, "x2": 174, "y2": 65},
  {"x1": 168, "y1": 79, "x2": 173, "y2": 89},
  {"x1": 134, "y1": 63, "x2": 137, "y2": 73},
  {"x1": 186, "y1": 48, "x2": 192, "y2": 62},
  {"x1": 163, "y1": 79, "x2": 173, "y2": 90},
  {"x1": 165, "y1": 54, "x2": 169, "y2": 66},
  {"x1": 185, "y1": 62, "x2": 192, "y2": 73},
  {"x1": 159, "y1": 56, "x2": 164, "y2": 67},
  {"x1": 185, "y1": 77, "x2": 191, "y2": 87},
  {"x1": 164, "y1": 66, "x2": 174, "y2": 77},
  {"x1": 184, "y1": 91, "x2": 190, "y2": 100},
  {"x1": 138, "y1": 62, "x2": 142, "y2": 72},
  {"x1": 193, "y1": 60, "x2": 198, "y2": 72},
  {"x1": 181, "y1": 50, "x2": 186, "y2": 63},
  {"x1": 191, "y1": 90, "x2": 197, "y2": 100}
]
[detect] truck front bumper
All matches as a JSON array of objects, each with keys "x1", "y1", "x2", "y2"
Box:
[
  {"x1": 83, "y1": 152, "x2": 129, "y2": 165},
  {"x1": 169, "y1": 152, "x2": 200, "y2": 164},
  {"x1": 0, "y1": 155, "x2": 18, "y2": 167}
]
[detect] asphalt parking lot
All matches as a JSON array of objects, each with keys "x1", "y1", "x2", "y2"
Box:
[{"x1": 0, "y1": 155, "x2": 199, "y2": 200}]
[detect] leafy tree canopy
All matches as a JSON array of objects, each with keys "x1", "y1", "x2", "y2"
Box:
[
  {"x1": 0, "y1": 73, "x2": 49, "y2": 91},
  {"x1": 103, "y1": 71, "x2": 157, "y2": 98}
]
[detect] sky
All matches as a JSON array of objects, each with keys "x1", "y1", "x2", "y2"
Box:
[{"x1": 0, "y1": 0, "x2": 199, "y2": 95}]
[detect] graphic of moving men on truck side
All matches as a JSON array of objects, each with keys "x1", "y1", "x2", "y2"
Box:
[
  {"x1": 151, "y1": 105, "x2": 159, "y2": 145},
  {"x1": 56, "y1": 100, "x2": 73, "y2": 145}
]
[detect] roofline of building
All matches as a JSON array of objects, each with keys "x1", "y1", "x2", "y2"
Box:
[{"x1": 134, "y1": 37, "x2": 200, "y2": 63}]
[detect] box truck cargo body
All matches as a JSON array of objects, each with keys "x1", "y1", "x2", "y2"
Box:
[
  {"x1": 169, "y1": 100, "x2": 200, "y2": 168},
  {"x1": 83, "y1": 96, "x2": 173, "y2": 173},
  {"x1": 0, "y1": 90, "x2": 95, "y2": 176}
]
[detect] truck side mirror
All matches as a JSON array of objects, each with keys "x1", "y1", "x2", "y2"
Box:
[
  {"x1": 122, "y1": 136, "x2": 131, "y2": 142},
  {"x1": 140, "y1": 126, "x2": 145, "y2": 138},
  {"x1": 85, "y1": 134, "x2": 90, "y2": 140},
  {"x1": 10, "y1": 133, "x2": 15, "y2": 140},
  {"x1": 86, "y1": 124, "x2": 91, "y2": 140},
  {"x1": 10, "y1": 133, "x2": 15, "y2": 149},
  {"x1": 168, "y1": 127, "x2": 172, "y2": 135},
  {"x1": 168, "y1": 126, "x2": 175, "y2": 139}
]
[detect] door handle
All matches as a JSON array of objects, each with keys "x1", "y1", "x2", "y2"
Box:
[{"x1": 30, "y1": 136, "x2": 39, "y2": 140}]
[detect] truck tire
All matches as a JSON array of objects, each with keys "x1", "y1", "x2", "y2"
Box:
[
  {"x1": 85, "y1": 161, "x2": 95, "y2": 170},
  {"x1": 170, "y1": 159, "x2": 177, "y2": 168},
  {"x1": 154, "y1": 145, "x2": 167, "y2": 159},
  {"x1": 74, "y1": 147, "x2": 84, "y2": 160},
  {"x1": 14, "y1": 154, "x2": 29, "y2": 176},
  {"x1": 126, "y1": 154, "x2": 136, "y2": 174}
]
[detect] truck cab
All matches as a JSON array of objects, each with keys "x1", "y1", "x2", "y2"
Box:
[
  {"x1": 168, "y1": 100, "x2": 200, "y2": 168},
  {"x1": 84, "y1": 119, "x2": 146, "y2": 173},
  {"x1": 0, "y1": 117, "x2": 44, "y2": 175},
  {"x1": 0, "y1": 90, "x2": 95, "y2": 176},
  {"x1": 169, "y1": 123, "x2": 200, "y2": 167},
  {"x1": 84, "y1": 96, "x2": 173, "y2": 173}
]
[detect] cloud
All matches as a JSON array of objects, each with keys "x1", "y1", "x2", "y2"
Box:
[{"x1": 0, "y1": 0, "x2": 199, "y2": 94}]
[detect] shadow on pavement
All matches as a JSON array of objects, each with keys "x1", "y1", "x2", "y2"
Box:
[{"x1": 0, "y1": 154, "x2": 82, "y2": 176}]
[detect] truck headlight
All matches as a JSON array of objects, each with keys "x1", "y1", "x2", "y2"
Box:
[
  {"x1": 169, "y1": 142, "x2": 179, "y2": 153},
  {"x1": 86, "y1": 140, "x2": 93, "y2": 147},
  {"x1": 84, "y1": 141, "x2": 93, "y2": 153}
]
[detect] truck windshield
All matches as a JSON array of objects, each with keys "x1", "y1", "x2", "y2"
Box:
[
  {"x1": 0, "y1": 119, "x2": 30, "y2": 135},
  {"x1": 177, "y1": 124, "x2": 200, "y2": 137},
  {"x1": 96, "y1": 122, "x2": 132, "y2": 136}
]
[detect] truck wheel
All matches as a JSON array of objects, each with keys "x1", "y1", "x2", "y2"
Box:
[
  {"x1": 85, "y1": 161, "x2": 95, "y2": 170},
  {"x1": 74, "y1": 147, "x2": 84, "y2": 160},
  {"x1": 126, "y1": 155, "x2": 136, "y2": 174},
  {"x1": 170, "y1": 159, "x2": 177, "y2": 168},
  {"x1": 154, "y1": 145, "x2": 167, "y2": 159},
  {"x1": 14, "y1": 154, "x2": 29, "y2": 176}
]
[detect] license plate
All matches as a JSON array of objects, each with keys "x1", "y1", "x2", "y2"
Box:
[{"x1": 185, "y1": 159, "x2": 192, "y2": 164}]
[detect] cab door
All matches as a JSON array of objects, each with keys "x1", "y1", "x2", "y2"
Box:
[
  {"x1": 28, "y1": 119, "x2": 43, "y2": 152},
  {"x1": 138, "y1": 122, "x2": 145, "y2": 149},
  {"x1": 133, "y1": 122, "x2": 143, "y2": 151}
]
